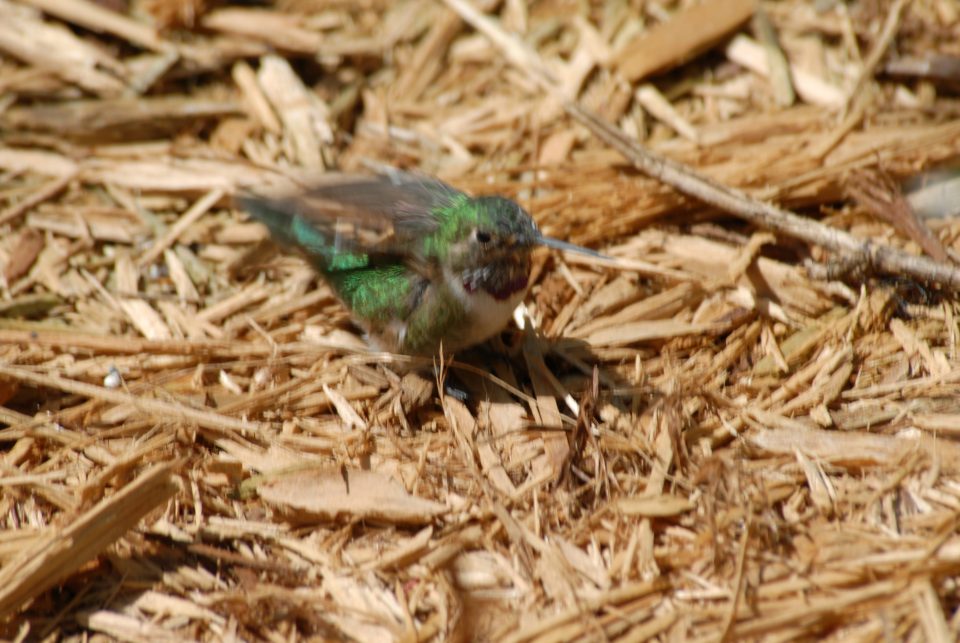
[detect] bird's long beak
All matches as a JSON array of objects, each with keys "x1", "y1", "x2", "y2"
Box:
[{"x1": 538, "y1": 235, "x2": 609, "y2": 259}]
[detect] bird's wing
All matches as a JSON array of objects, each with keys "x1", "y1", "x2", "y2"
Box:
[{"x1": 236, "y1": 171, "x2": 465, "y2": 270}]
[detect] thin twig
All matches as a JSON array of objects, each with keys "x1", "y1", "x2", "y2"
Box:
[
  {"x1": 842, "y1": 0, "x2": 908, "y2": 114},
  {"x1": 0, "y1": 171, "x2": 77, "y2": 226},
  {"x1": 138, "y1": 188, "x2": 225, "y2": 267},
  {"x1": 0, "y1": 363, "x2": 268, "y2": 434}
]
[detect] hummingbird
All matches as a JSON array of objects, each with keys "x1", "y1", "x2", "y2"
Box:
[{"x1": 237, "y1": 170, "x2": 604, "y2": 356}]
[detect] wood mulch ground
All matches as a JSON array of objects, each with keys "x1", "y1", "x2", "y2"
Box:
[{"x1": 2, "y1": 0, "x2": 960, "y2": 640}]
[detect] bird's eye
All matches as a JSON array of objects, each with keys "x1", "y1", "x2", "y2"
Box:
[{"x1": 475, "y1": 230, "x2": 492, "y2": 243}]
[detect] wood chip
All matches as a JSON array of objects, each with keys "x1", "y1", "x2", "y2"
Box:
[
  {"x1": 0, "y1": 463, "x2": 179, "y2": 616},
  {"x1": 259, "y1": 468, "x2": 446, "y2": 525},
  {"x1": 614, "y1": 0, "x2": 757, "y2": 82}
]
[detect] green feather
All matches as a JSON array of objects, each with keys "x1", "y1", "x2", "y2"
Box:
[
  {"x1": 241, "y1": 195, "x2": 370, "y2": 273},
  {"x1": 421, "y1": 194, "x2": 481, "y2": 259},
  {"x1": 329, "y1": 264, "x2": 413, "y2": 323}
]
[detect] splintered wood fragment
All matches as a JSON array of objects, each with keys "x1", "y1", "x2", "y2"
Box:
[
  {"x1": 753, "y1": 309, "x2": 845, "y2": 376},
  {"x1": 445, "y1": 392, "x2": 517, "y2": 495},
  {"x1": 617, "y1": 494, "x2": 694, "y2": 517},
  {"x1": 82, "y1": 607, "x2": 186, "y2": 641},
  {"x1": 139, "y1": 189, "x2": 225, "y2": 267},
  {"x1": 0, "y1": 363, "x2": 270, "y2": 434},
  {"x1": 125, "y1": 49, "x2": 179, "y2": 95},
  {"x1": 322, "y1": 384, "x2": 367, "y2": 430},
  {"x1": 562, "y1": 252, "x2": 694, "y2": 282},
  {"x1": 394, "y1": 6, "x2": 463, "y2": 100},
  {"x1": 761, "y1": 342, "x2": 836, "y2": 408},
  {"x1": 732, "y1": 579, "x2": 906, "y2": 638},
  {"x1": 572, "y1": 282, "x2": 701, "y2": 339},
  {"x1": 28, "y1": 207, "x2": 145, "y2": 243},
  {"x1": 538, "y1": 130, "x2": 578, "y2": 165},
  {"x1": 586, "y1": 319, "x2": 721, "y2": 347},
  {"x1": 258, "y1": 468, "x2": 446, "y2": 525},
  {"x1": 889, "y1": 319, "x2": 950, "y2": 376},
  {"x1": 0, "y1": 2, "x2": 126, "y2": 96},
  {"x1": 319, "y1": 575, "x2": 404, "y2": 641},
  {"x1": 613, "y1": 0, "x2": 757, "y2": 82},
  {"x1": 159, "y1": 300, "x2": 218, "y2": 339},
  {"x1": 22, "y1": 0, "x2": 174, "y2": 53},
  {"x1": 115, "y1": 254, "x2": 172, "y2": 340},
  {"x1": 163, "y1": 249, "x2": 200, "y2": 303},
  {"x1": 751, "y1": 8, "x2": 794, "y2": 107},
  {"x1": 365, "y1": 526, "x2": 433, "y2": 571},
  {"x1": 198, "y1": 283, "x2": 270, "y2": 323},
  {"x1": 573, "y1": 15, "x2": 612, "y2": 65},
  {"x1": 3, "y1": 228, "x2": 44, "y2": 283},
  {"x1": 135, "y1": 591, "x2": 225, "y2": 626},
  {"x1": 827, "y1": 120, "x2": 960, "y2": 171},
  {"x1": 502, "y1": 580, "x2": 667, "y2": 643},
  {"x1": 219, "y1": 442, "x2": 328, "y2": 482},
  {"x1": 420, "y1": 525, "x2": 484, "y2": 572},
  {"x1": 726, "y1": 231, "x2": 777, "y2": 284},
  {"x1": 913, "y1": 414, "x2": 960, "y2": 436},
  {"x1": 571, "y1": 275, "x2": 643, "y2": 327},
  {"x1": 635, "y1": 84, "x2": 699, "y2": 143},
  {"x1": 202, "y1": 8, "x2": 324, "y2": 54},
  {"x1": 81, "y1": 157, "x2": 272, "y2": 193},
  {"x1": 747, "y1": 427, "x2": 911, "y2": 467},
  {"x1": 917, "y1": 580, "x2": 954, "y2": 643},
  {"x1": 0, "y1": 148, "x2": 79, "y2": 178},
  {"x1": 557, "y1": 44, "x2": 597, "y2": 107},
  {"x1": 775, "y1": 348, "x2": 853, "y2": 416},
  {"x1": 0, "y1": 328, "x2": 261, "y2": 357},
  {"x1": 726, "y1": 35, "x2": 844, "y2": 106},
  {"x1": 232, "y1": 61, "x2": 281, "y2": 134},
  {"x1": 797, "y1": 447, "x2": 834, "y2": 513},
  {"x1": 522, "y1": 337, "x2": 569, "y2": 481},
  {"x1": 3, "y1": 96, "x2": 241, "y2": 141},
  {"x1": 257, "y1": 55, "x2": 332, "y2": 168},
  {"x1": 0, "y1": 172, "x2": 75, "y2": 226},
  {"x1": 0, "y1": 462, "x2": 179, "y2": 617}
]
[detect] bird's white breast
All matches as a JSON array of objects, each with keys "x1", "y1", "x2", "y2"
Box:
[{"x1": 444, "y1": 267, "x2": 525, "y2": 351}]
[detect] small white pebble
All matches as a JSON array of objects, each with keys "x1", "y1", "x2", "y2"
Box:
[{"x1": 103, "y1": 366, "x2": 122, "y2": 389}]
